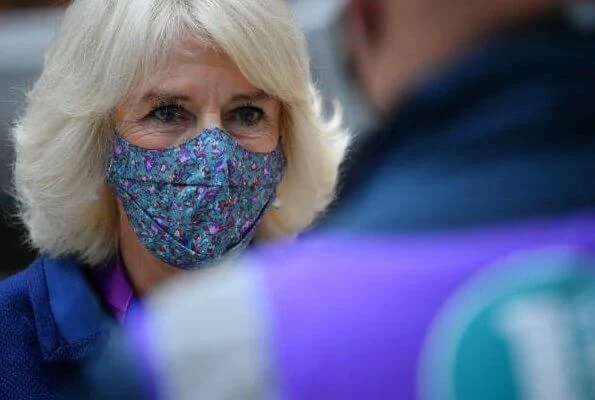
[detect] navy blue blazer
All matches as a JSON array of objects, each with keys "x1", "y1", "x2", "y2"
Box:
[{"x1": 0, "y1": 256, "x2": 113, "y2": 399}]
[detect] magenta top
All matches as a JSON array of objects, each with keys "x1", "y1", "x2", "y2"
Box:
[{"x1": 95, "y1": 258, "x2": 137, "y2": 325}]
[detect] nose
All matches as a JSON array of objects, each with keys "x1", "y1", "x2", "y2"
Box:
[
  {"x1": 198, "y1": 112, "x2": 223, "y2": 132},
  {"x1": 175, "y1": 111, "x2": 224, "y2": 145}
]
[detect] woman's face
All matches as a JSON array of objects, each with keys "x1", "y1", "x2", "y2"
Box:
[
  {"x1": 114, "y1": 39, "x2": 282, "y2": 152},
  {"x1": 112, "y1": 39, "x2": 283, "y2": 295}
]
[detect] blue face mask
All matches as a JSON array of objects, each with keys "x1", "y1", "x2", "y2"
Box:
[{"x1": 107, "y1": 127, "x2": 285, "y2": 270}]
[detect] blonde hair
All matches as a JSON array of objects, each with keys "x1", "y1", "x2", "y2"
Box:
[{"x1": 12, "y1": 0, "x2": 349, "y2": 265}]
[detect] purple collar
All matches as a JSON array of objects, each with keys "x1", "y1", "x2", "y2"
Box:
[{"x1": 95, "y1": 258, "x2": 136, "y2": 325}]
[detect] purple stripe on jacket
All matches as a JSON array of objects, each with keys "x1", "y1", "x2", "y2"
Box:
[
  {"x1": 119, "y1": 211, "x2": 595, "y2": 400},
  {"x1": 259, "y1": 211, "x2": 595, "y2": 399}
]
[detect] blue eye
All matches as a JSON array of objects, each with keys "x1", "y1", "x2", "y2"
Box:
[
  {"x1": 234, "y1": 106, "x2": 264, "y2": 127},
  {"x1": 149, "y1": 105, "x2": 185, "y2": 124}
]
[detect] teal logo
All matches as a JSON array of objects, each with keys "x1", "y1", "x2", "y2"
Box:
[{"x1": 419, "y1": 248, "x2": 595, "y2": 400}]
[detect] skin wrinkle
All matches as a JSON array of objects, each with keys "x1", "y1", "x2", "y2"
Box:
[{"x1": 115, "y1": 42, "x2": 281, "y2": 151}]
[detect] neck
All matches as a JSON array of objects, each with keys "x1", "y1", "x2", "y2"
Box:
[{"x1": 117, "y1": 209, "x2": 181, "y2": 296}]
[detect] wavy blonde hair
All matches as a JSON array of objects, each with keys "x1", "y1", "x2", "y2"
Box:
[{"x1": 12, "y1": 0, "x2": 349, "y2": 266}]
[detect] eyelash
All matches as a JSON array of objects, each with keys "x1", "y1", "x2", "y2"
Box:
[
  {"x1": 145, "y1": 102, "x2": 267, "y2": 127},
  {"x1": 225, "y1": 103, "x2": 266, "y2": 126},
  {"x1": 145, "y1": 102, "x2": 186, "y2": 124}
]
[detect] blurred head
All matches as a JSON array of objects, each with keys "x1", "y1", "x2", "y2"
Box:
[
  {"x1": 344, "y1": 0, "x2": 564, "y2": 113},
  {"x1": 13, "y1": 0, "x2": 348, "y2": 288}
]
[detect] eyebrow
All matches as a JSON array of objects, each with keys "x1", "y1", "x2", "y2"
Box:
[
  {"x1": 142, "y1": 90, "x2": 192, "y2": 104},
  {"x1": 229, "y1": 90, "x2": 272, "y2": 103},
  {"x1": 141, "y1": 89, "x2": 272, "y2": 105}
]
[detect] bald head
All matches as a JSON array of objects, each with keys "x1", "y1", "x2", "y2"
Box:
[{"x1": 346, "y1": 0, "x2": 564, "y2": 112}]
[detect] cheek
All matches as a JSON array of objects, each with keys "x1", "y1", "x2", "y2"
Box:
[
  {"x1": 120, "y1": 126, "x2": 180, "y2": 150},
  {"x1": 236, "y1": 129, "x2": 280, "y2": 154},
  {"x1": 256, "y1": 104, "x2": 283, "y2": 152},
  {"x1": 114, "y1": 111, "x2": 182, "y2": 150},
  {"x1": 236, "y1": 105, "x2": 282, "y2": 154},
  {"x1": 259, "y1": 130, "x2": 281, "y2": 152},
  {"x1": 114, "y1": 105, "x2": 179, "y2": 150}
]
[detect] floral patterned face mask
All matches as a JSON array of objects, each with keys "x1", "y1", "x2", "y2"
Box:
[{"x1": 107, "y1": 127, "x2": 285, "y2": 270}]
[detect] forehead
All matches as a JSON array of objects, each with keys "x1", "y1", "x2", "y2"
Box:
[
  {"x1": 129, "y1": 37, "x2": 258, "y2": 100},
  {"x1": 164, "y1": 38, "x2": 237, "y2": 72}
]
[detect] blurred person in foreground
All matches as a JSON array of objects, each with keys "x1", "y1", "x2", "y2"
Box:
[
  {"x1": 288, "y1": 0, "x2": 380, "y2": 214},
  {"x1": 289, "y1": 0, "x2": 376, "y2": 136},
  {"x1": 0, "y1": 0, "x2": 347, "y2": 398},
  {"x1": 77, "y1": 0, "x2": 595, "y2": 399}
]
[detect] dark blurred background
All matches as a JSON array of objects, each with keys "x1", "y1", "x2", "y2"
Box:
[{"x1": 1, "y1": 1, "x2": 72, "y2": 278}]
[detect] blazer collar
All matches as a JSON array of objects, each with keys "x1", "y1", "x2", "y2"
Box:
[{"x1": 28, "y1": 256, "x2": 113, "y2": 362}]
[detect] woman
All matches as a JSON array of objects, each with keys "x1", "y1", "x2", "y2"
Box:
[{"x1": 0, "y1": 0, "x2": 348, "y2": 398}]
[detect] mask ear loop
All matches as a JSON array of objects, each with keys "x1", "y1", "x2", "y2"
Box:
[
  {"x1": 271, "y1": 123, "x2": 287, "y2": 210},
  {"x1": 267, "y1": 100, "x2": 289, "y2": 211},
  {"x1": 272, "y1": 197, "x2": 283, "y2": 209}
]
